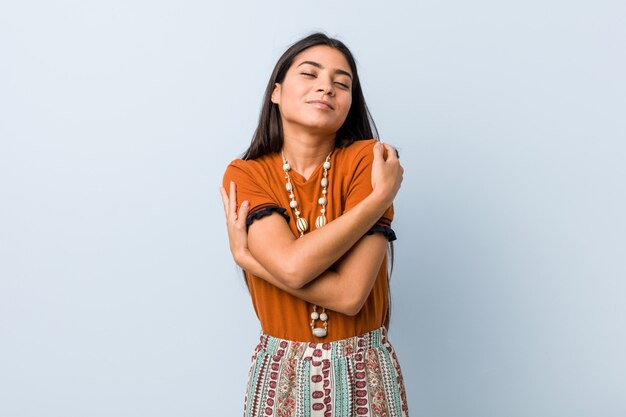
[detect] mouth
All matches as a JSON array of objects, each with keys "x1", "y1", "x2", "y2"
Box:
[{"x1": 307, "y1": 100, "x2": 334, "y2": 110}]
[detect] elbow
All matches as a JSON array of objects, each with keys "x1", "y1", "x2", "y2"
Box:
[
  {"x1": 273, "y1": 244, "x2": 315, "y2": 289},
  {"x1": 279, "y1": 263, "x2": 309, "y2": 290},
  {"x1": 340, "y1": 271, "x2": 376, "y2": 316},
  {"x1": 340, "y1": 303, "x2": 364, "y2": 317},
  {"x1": 342, "y1": 293, "x2": 366, "y2": 317}
]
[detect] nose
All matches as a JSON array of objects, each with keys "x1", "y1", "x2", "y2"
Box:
[{"x1": 317, "y1": 77, "x2": 334, "y2": 96}]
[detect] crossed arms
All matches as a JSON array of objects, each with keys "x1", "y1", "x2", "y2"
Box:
[{"x1": 220, "y1": 142, "x2": 403, "y2": 316}]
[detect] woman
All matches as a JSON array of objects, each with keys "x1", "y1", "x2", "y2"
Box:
[{"x1": 220, "y1": 32, "x2": 409, "y2": 417}]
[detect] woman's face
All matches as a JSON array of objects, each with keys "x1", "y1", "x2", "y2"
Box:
[{"x1": 271, "y1": 45, "x2": 353, "y2": 137}]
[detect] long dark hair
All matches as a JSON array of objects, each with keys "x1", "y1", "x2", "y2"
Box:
[{"x1": 236, "y1": 31, "x2": 397, "y2": 330}]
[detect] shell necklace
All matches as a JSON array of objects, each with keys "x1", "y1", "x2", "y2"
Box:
[{"x1": 281, "y1": 148, "x2": 333, "y2": 338}]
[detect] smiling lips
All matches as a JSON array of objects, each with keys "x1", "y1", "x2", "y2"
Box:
[{"x1": 308, "y1": 100, "x2": 334, "y2": 110}]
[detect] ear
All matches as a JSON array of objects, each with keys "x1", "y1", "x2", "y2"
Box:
[{"x1": 270, "y1": 83, "x2": 281, "y2": 105}]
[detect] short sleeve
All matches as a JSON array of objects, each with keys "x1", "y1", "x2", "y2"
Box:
[
  {"x1": 343, "y1": 142, "x2": 397, "y2": 242},
  {"x1": 222, "y1": 160, "x2": 290, "y2": 231}
]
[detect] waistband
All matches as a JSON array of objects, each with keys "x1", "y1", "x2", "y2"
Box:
[{"x1": 255, "y1": 326, "x2": 389, "y2": 362}]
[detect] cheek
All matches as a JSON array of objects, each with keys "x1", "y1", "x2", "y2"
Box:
[
  {"x1": 283, "y1": 85, "x2": 307, "y2": 107},
  {"x1": 339, "y1": 96, "x2": 352, "y2": 115}
]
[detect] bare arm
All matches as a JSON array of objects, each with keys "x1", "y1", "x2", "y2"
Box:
[
  {"x1": 236, "y1": 228, "x2": 388, "y2": 316},
  {"x1": 220, "y1": 145, "x2": 394, "y2": 315},
  {"x1": 221, "y1": 181, "x2": 390, "y2": 316},
  {"x1": 245, "y1": 142, "x2": 402, "y2": 289}
]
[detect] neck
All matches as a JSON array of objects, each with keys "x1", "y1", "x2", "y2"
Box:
[{"x1": 281, "y1": 132, "x2": 335, "y2": 180}]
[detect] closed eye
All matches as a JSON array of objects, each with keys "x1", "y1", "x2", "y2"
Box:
[{"x1": 300, "y1": 72, "x2": 350, "y2": 89}]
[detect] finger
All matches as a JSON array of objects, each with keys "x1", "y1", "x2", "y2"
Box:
[
  {"x1": 373, "y1": 141, "x2": 383, "y2": 161},
  {"x1": 229, "y1": 181, "x2": 238, "y2": 219},
  {"x1": 219, "y1": 185, "x2": 229, "y2": 215},
  {"x1": 383, "y1": 143, "x2": 399, "y2": 161},
  {"x1": 238, "y1": 200, "x2": 250, "y2": 228}
]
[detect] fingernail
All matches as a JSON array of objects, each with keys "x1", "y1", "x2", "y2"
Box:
[{"x1": 242, "y1": 201, "x2": 249, "y2": 206}]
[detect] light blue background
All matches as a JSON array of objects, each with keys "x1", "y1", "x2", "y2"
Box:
[{"x1": 1, "y1": 1, "x2": 625, "y2": 416}]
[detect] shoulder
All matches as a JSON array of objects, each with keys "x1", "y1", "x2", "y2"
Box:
[
  {"x1": 335, "y1": 139, "x2": 379, "y2": 173},
  {"x1": 224, "y1": 154, "x2": 275, "y2": 177},
  {"x1": 222, "y1": 159, "x2": 248, "y2": 182},
  {"x1": 335, "y1": 139, "x2": 378, "y2": 170},
  {"x1": 222, "y1": 155, "x2": 275, "y2": 193},
  {"x1": 224, "y1": 157, "x2": 263, "y2": 171},
  {"x1": 340, "y1": 138, "x2": 378, "y2": 158}
]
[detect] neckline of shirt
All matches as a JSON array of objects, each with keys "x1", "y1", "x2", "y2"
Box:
[{"x1": 272, "y1": 149, "x2": 340, "y2": 184}]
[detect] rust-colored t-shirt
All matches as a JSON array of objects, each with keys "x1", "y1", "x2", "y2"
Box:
[{"x1": 222, "y1": 138, "x2": 396, "y2": 342}]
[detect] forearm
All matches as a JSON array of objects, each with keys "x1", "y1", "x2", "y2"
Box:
[
  {"x1": 286, "y1": 191, "x2": 390, "y2": 287},
  {"x1": 236, "y1": 250, "x2": 354, "y2": 315}
]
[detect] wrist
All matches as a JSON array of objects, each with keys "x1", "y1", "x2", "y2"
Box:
[
  {"x1": 368, "y1": 189, "x2": 392, "y2": 211},
  {"x1": 232, "y1": 247, "x2": 250, "y2": 265}
]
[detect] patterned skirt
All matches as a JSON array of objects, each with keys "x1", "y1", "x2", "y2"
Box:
[{"x1": 243, "y1": 325, "x2": 409, "y2": 417}]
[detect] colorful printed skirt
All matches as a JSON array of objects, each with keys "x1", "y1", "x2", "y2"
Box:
[{"x1": 243, "y1": 325, "x2": 409, "y2": 417}]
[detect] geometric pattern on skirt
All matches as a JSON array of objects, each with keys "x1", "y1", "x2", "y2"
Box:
[{"x1": 243, "y1": 325, "x2": 409, "y2": 417}]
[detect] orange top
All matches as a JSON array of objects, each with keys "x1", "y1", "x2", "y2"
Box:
[{"x1": 222, "y1": 139, "x2": 396, "y2": 342}]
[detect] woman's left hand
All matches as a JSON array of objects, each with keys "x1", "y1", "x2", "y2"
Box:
[{"x1": 219, "y1": 180, "x2": 252, "y2": 267}]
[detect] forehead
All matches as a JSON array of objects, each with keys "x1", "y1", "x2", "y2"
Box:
[{"x1": 290, "y1": 45, "x2": 351, "y2": 73}]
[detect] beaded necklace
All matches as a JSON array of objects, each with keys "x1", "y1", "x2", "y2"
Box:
[{"x1": 281, "y1": 148, "x2": 334, "y2": 338}]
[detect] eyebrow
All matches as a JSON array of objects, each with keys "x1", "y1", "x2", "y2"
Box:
[{"x1": 296, "y1": 60, "x2": 353, "y2": 80}]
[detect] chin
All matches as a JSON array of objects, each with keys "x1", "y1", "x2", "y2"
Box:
[
  {"x1": 303, "y1": 117, "x2": 341, "y2": 131},
  {"x1": 283, "y1": 114, "x2": 341, "y2": 134}
]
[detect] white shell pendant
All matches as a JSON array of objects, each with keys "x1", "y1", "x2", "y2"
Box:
[
  {"x1": 296, "y1": 217, "x2": 308, "y2": 233},
  {"x1": 315, "y1": 215, "x2": 327, "y2": 229},
  {"x1": 312, "y1": 327, "x2": 327, "y2": 337}
]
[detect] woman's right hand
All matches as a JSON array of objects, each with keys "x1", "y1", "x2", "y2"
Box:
[
  {"x1": 219, "y1": 180, "x2": 253, "y2": 268},
  {"x1": 371, "y1": 142, "x2": 404, "y2": 206}
]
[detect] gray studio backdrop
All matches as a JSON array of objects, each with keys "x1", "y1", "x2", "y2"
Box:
[{"x1": 1, "y1": 1, "x2": 624, "y2": 416}]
